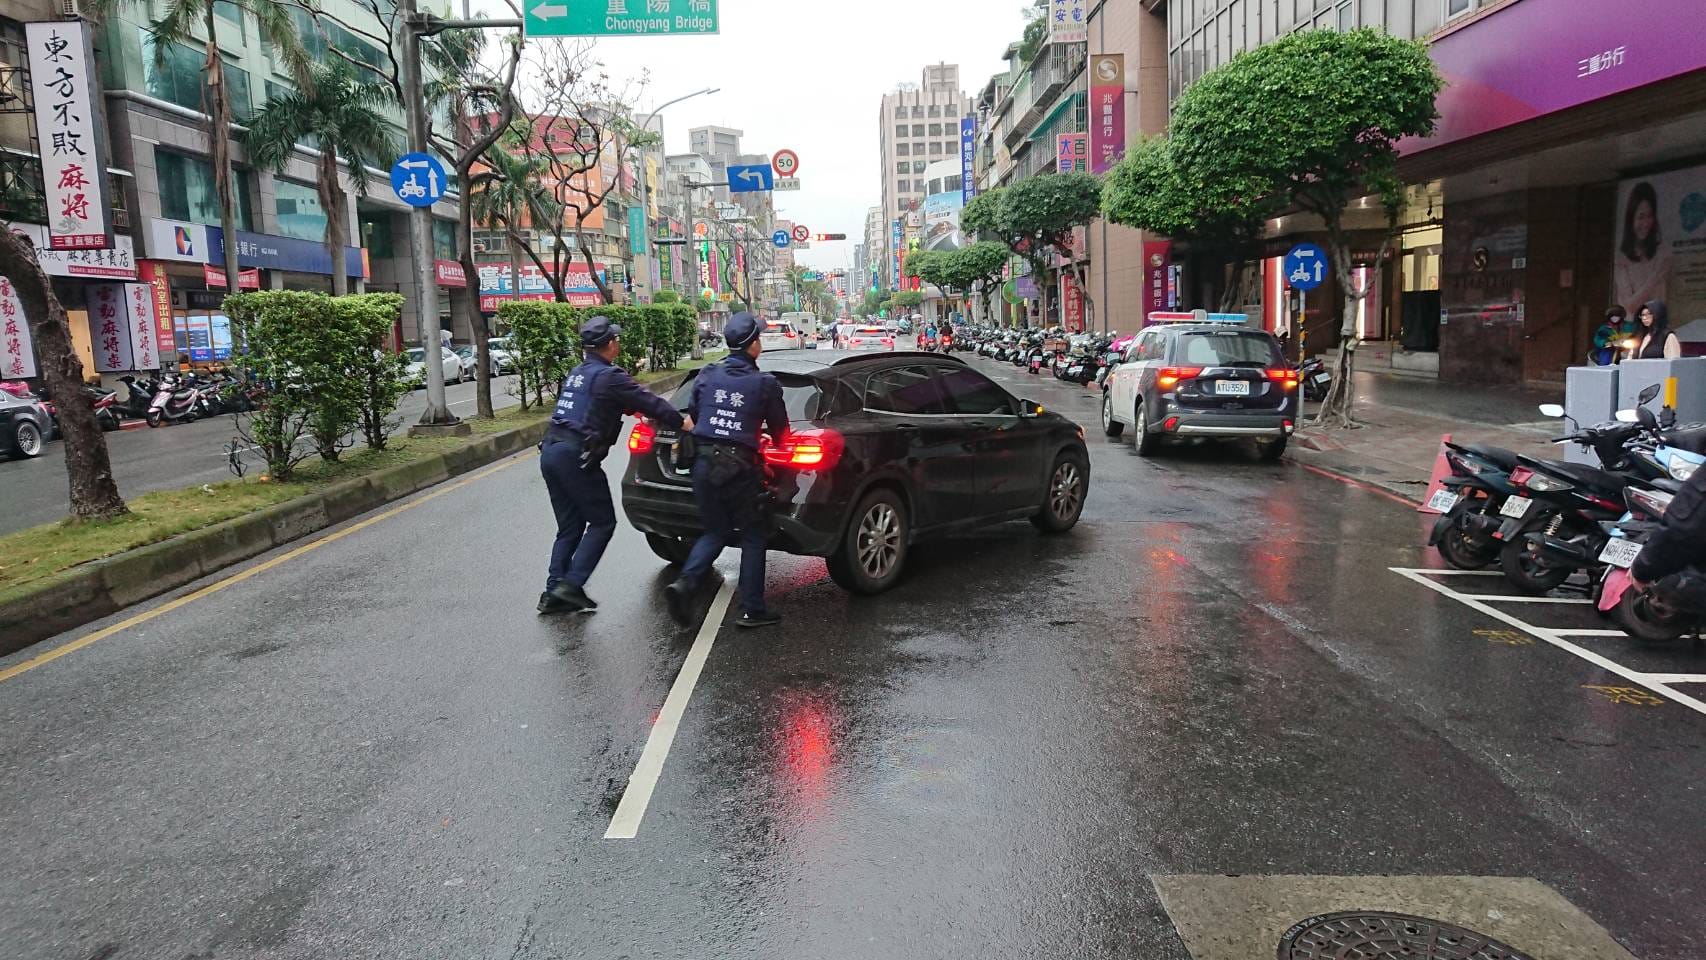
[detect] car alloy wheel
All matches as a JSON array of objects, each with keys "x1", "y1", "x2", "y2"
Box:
[
  {"x1": 857, "y1": 502, "x2": 902, "y2": 580},
  {"x1": 1049, "y1": 460, "x2": 1083, "y2": 521},
  {"x1": 14, "y1": 420, "x2": 43, "y2": 456},
  {"x1": 1101, "y1": 391, "x2": 1123, "y2": 438}
]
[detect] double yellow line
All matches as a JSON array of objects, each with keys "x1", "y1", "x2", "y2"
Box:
[{"x1": 0, "y1": 453, "x2": 533, "y2": 685}]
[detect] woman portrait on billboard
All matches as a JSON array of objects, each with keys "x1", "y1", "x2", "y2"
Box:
[{"x1": 1615, "y1": 181, "x2": 1669, "y2": 315}]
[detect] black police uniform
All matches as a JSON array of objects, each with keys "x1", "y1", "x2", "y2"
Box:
[
  {"x1": 667, "y1": 314, "x2": 788, "y2": 625},
  {"x1": 1632, "y1": 463, "x2": 1706, "y2": 586},
  {"x1": 539, "y1": 316, "x2": 683, "y2": 613}
]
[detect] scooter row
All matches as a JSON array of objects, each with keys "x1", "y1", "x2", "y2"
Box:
[
  {"x1": 1425, "y1": 383, "x2": 1706, "y2": 642},
  {"x1": 116, "y1": 371, "x2": 260, "y2": 427}
]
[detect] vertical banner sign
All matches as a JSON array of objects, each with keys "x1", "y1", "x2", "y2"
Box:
[
  {"x1": 25, "y1": 21, "x2": 113, "y2": 250},
  {"x1": 628, "y1": 207, "x2": 646, "y2": 256},
  {"x1": 0, "y1": 276, "x2": 36, "y2": 377},
  {"x1": 1056, "y1": 133, "x2": 1088, "y2": 173},
  {"x1": 890, "y1": 219, "x2": 903, "y2": 290},
  {"x1": 1049, "y1": 0, "x2": 1088, "y2": 43},
  {"x1": 88, "y1": 283, "x2": 134, "y2": 373},
  {"x1": 138, "y1": 261, "x2": 176, "y2": 355},
  {"x1": 1089, "y1": 54, "x2": 1126, "y2": 175},
  {"x1": 1143, "y1": 240, "x2": 1173, "y2": 322},
  {"x1": 1061, "y1": 274, "x2": 1085, "y2": 333},
  {"x1": 960, "y1": 118, "x2": 978, "y2": 203},
  {"x1": 124, "y1": 282, "x2": 160, "y2": 370},
  {"x1": 697, "y1": 241, "x2": 711, "y2": 290}
]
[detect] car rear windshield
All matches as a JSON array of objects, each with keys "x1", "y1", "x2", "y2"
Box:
[
  {"x1": 1175, "y1": 331, "x2": 1284, "y2": 367},
  {"x1": 668, "y1": 372, "x2": 841, "y2": 422},
  {"x1": 765, "y1": 322, "x2": 793, "y2": 332},
  {"x1": 854, "y1": 326, "x2": 886, "y2": 335}
]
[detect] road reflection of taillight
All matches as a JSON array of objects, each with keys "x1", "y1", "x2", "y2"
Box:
[{"x1": 628, "y1": 419, "x2": 656, "y2": 453}]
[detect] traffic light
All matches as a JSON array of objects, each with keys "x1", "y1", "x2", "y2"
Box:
[{"x1": 813, "y1": 233, "x2": 847, "y2": 241}]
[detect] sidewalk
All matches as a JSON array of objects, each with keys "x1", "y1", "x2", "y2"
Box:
[{"x1": 1288, "y1": 371, "x2": 1565, "y2": 503}]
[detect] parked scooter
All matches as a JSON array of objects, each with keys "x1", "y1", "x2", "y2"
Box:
[
  {"x1": 1300, "y1": 356, "x2": 1331, "y2": 402},
  {"x1": 146, "y1": 374, "x2": 206, "y2": 427},
  {"x1": 1596, "y1": 483, "x2": 1706, "y2": 643}
]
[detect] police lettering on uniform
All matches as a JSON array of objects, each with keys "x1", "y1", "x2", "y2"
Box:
[
  {"x1": 537, "y1": 316, "x2": 690, "y2": 615},
  {"x1": 664, "y1": 312, "x2": 789, "y2": 629}
]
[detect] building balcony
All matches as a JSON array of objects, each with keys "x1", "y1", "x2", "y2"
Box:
[{"x1": 1003, "y1": 43, "x2": 1086, "y2": 146}]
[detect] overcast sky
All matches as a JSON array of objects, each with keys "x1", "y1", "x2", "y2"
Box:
[{"x1": 471, "y1": 0, "x2": 1030, "y2": 271}]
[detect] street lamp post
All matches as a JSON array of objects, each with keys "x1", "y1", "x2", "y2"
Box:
[{"x1": 630, "y1": 87, "x2": 716, "y2": 354}]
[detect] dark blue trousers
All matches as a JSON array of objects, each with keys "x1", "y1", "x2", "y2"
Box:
[
  {"x1": 540, "y1": 438, "x2": 616, "y2": 592},
  {"x1": 679, "y1": 454, "x2": 769, "y2": 615}
]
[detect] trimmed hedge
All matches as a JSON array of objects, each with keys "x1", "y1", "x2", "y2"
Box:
[{"x1": 495, "y1": 300, "x2": 695, "y2": 407}]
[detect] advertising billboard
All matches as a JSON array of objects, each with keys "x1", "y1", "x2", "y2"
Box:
[{"x1": 1615, "y1": 162, "x2": 1706, "y2": 324}]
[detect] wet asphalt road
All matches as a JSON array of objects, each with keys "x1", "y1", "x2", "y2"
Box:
[
  {"x1": 2, "y1": 355, "x2": 1703, "y2": 959},
  {"x1": 0, "y1": 375, "x2": 525, "y2": 536}
]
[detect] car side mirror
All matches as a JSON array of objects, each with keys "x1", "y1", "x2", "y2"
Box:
[
  {"x1": 1538, "y1": 403, "x2": 1565, "y2": 418},
  {"x1": 1018, "y1": 398, "x2": 1043, "y2": 417}
]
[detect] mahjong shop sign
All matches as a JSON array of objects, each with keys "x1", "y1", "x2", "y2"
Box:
[
  {"x1": 525, "y1": 0, "x2": 718, "y2": 37},
  {"x1": 25, "y1": 21, "x2": 114, "y2": 250}
]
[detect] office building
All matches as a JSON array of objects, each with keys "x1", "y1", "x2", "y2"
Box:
[{"x1": 878, "y1": 64, "x2": 972, "y2": 289}]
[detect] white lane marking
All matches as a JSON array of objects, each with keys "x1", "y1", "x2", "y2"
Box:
[
  {"x1": 604, "y1": 580, "x2": 736, "y2": 840},
  {"x1": 1392, "y1": 567, "x2": 1706, "y2": 717},
  {"x1": 1408, "y1": 569, "x2": 1505, "y2": 576},
  {"x1": 1551, "y1": 629, "x2": 1632, "y2": 637},
  {"x1": 1471, "y1": 596, "x2": 1594, "y2": 605},
  {"x1": 1640, "y1": 673, "x2": 1706, "y2": 685}
]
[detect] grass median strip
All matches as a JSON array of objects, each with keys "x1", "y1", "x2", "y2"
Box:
[{"x1": 0, "y1": 405, "x2": 551, "y2": 604}]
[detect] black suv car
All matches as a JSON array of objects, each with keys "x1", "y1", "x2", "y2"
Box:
[
  {"x1": 621, "y1": 351, "x2": 1089, "y2": 594},
  {"x1": 1100, "y1": 322, "x2": 1299, "y2": 460}
]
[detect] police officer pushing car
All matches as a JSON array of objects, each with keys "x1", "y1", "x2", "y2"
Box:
[
  {"x1": 665, "y1": 312, "x2": 789, "y2": 629},
  {"x1": 538, "y1": 316, "x2": 691, "y2": 616}
]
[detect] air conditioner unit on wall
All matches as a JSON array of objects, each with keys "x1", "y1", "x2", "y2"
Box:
[{"x1": 60, "y1": 0, "x2": 81, "y2": 18}]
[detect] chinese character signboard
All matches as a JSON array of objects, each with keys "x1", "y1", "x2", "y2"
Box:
[
  {"x1": 1089, "y1": 54, "x2": 1126, "y2": 175},
  {"x1": 138, "y1": 261, "x2": 176, "y2": 355},
  {"x1": 1143, "y1": 240, "x2": 1173, "y2": 322},
  {"x1": 433, "y1": 260, "x2": 467, "y2": 288},
  {"x1": 12, "y1": 225, "x2": 135, "y2": 278},
  {"x1": 960, "y1": 118, "x2": 979, "y2": 203},
  {"x1": 1061, "y1": 274, "x2": 1085, "y2": 333},
  {"x1": 474, "y1": 262, "x2": 605, "y2": 311},
  {"x1": 1056, "y1": 133, "x2": 1087, "y2": 173},
  {"x1": 88, "y1": 284, "x2": 134, "y2": 373},
  {"x1": 890, "y1": 219, "x2": 903, "y2": 290},
  {"x1": 124, "y1": 282, "x2": 160, "y2": 370},
  {"x1": 1049, "y1": 0, "x2": 1087, "y2": 44},
  {"x1": 25, "y1": 21, "x2": 113, "y2": 251},
  {"x1": 0, "y1": 276, "x2": 36, "y2": 378}
]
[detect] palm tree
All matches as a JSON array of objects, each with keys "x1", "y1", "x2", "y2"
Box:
[
  {"x1": 244, "y1": 61, "x2": 398, "y2": 296},
  {"x1": 89, "y1": 0, "x2": 312, "y2": 293},
  {"x1": 469, "y1": 137, "x2": 558, "y2": 310}
]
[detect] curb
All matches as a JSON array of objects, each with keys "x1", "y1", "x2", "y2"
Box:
[
  {"x1": 1, "y1": 371, "x2": 692, "y2": 659},
  {"x1": 1285, "y1": 444, "x2": 1426, "y2": 505}
]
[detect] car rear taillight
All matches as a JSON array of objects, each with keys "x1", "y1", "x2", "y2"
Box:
[
  {"x1": 1508, "y1": 466, "x2": 1534, "y2": 488},
  {"x1": 881, "y1": 338, "x2": 893, "y2": 346},
  {"x1": 784, "y1": 330, "x2": 796, "y2": 338},
  {"x1": 1266, "y1": 368, "x2": 1299, "y2": 390},
  {"x1": 1156, "y1": 367, "x2": 1203, "y2": 389},
  {"x1": 761, "y1": 428, "x2": 844, "y2": 471},
  {"x1": 1162, "y1": 416, "x2": 1181, "y2": 431},
  {"x1": 628, "y1": 419, "x2": 657, "y2": 454}
]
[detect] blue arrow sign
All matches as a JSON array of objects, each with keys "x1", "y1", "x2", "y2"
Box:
[
  {"x1": 391, "y1": 152, "x2": 447, "y2": 208},
  {"x1": 1283, "y1": 242, "x2": 1328, "y2": 291},
  {"x1": 727, "y1": 164, "x2": 774, "y2": 194},
  {"x1": 772, "y1": 230, "x2": 791, "y2": 249}
]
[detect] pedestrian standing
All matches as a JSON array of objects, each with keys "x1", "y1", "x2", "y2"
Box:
[
  {"x1": 538, "y1": 316, "x2": 691, "y2": 616},
  {"x1": 1634, "y1": 300, "x2": 1681, "y2": 360},
  {"x1": 664, "y1": 312, "x2": 789, "y2": 629}
]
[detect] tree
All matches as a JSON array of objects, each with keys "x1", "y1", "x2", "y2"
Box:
[
  {"x1": 1168, "y1": 28, "x2": 1441, "y2": 425},
  {"x1": 949, "y1": 241, "x2": 1010, "y2": 325},
  {"x1": 90, "y1": 0, "x2": 311, "y2": 294},
  {"x1": 244, "y1": 61, "x2": 397, "y2": 297},
  {"x1": 859, "y1": 289, "x2": 886, "y2": 317},
  {"x1": 965, "y1": 174, "x2": 1103, "y2": 328},
  {"x1": 0, "y1": 231, "x2": 125, "y2": 519},
  {"x1": 1103, "y1": 136, "x2": 1278, "y2": 312}
]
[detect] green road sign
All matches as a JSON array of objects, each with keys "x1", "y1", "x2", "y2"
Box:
[{"x1": 525, "y1": 0, "x2": 719, "y2": 37}]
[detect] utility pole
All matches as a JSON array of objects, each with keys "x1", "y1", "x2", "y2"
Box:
[{"x1": 397, "y1": 0, "x2": 455, "y2": 429}]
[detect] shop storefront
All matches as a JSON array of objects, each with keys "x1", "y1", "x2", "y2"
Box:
[{"x1": 5, "y1": 224, "x2": 161, "y2": 383}]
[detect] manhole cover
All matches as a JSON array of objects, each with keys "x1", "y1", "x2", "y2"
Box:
[{"x1": 1279, "y1": 912, "x2": 1535, "y2": 960}]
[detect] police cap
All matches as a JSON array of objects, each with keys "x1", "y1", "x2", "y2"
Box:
[
  {"x1": 725, "y1": 312, "x2": 761, "y2": 349},
  {"x1": 580, "y1": 315, "x2": 623, "y2": 348}
]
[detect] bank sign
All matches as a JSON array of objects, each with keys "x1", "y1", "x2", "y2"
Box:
[{"x1": 525, "y1": 0, "x2": 718, "y2": 37}]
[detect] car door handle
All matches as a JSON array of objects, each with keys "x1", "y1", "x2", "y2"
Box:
[{"x1": 895, "y1": 423, "x2": 919, "y2": 433}]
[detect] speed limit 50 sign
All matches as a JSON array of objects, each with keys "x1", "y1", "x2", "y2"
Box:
[{"x1": 772, "y1": 149, "x2": 800, "y2": 179}]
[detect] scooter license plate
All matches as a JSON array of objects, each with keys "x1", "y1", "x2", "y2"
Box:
[
  {"x1": 1312, "y1": 373, "x2": 1331, "y2": 384},
  {"x1": 1598, "y1": 538, "x2": 1643, "y2": 569},
  {"x1": 1426, "y1": 489, "x2": 1460, "y2": 513},
  {"x1": 1500, "y1": 495, "x2": 1533, "y2": 519}
]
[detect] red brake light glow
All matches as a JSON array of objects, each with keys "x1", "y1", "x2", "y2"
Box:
[
  {"x1": 1156, "y1": 367, "x2": 1202, "y2": 389},
  {"x1": 1162, "y1": 416, "x2": 1181, "y2": 431},
  {"x1": 760, "y1": 428, "x2": 845, "y2": 471},
  {"x1": 1266, "y1": 368, "x2": 1300, "y2": 390},
  {"x1": 1509, "y1": 466, "x2": 1534, "y2": 488},
  {"x1": 628, "y1": 420, "x2": 656, "y2": 453}
]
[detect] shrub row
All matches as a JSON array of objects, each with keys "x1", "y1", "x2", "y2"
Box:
[{"x1": 495, "y1": 300, "x2": 696, "y2": 408}]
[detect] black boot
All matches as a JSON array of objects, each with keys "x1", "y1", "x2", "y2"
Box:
[
  {"x1": 548, "y1": 582, "x2": 598, "y2": 613},
  {"x1": 664, "y1": 579, "x2": 695, "y2": 627},
  {"x1": 735, "y1": 610, "x2": 782, "y2": 629}
]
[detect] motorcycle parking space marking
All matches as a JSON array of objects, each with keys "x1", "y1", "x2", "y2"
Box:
[{"x1": 1391, "y1": 567, "x2": 1706, "y2": 718}]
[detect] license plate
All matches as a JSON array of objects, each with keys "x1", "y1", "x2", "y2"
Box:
[
  {"x1": 1500, "y1": 496, "x2": 1533, "y2": 519},
  {"x1": 1215, "y1": 380, "x2": 1251, "y2": 396},
  {"x1": 1312, "y1": 373, "x2": 1331, "y2": 384},
  {"x1": 1598, "y1": 538, "x2": 1643, "y2": 569},
  {"x1": 1426, "y1": 489, "x2": 1460, "y2": 513}
]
